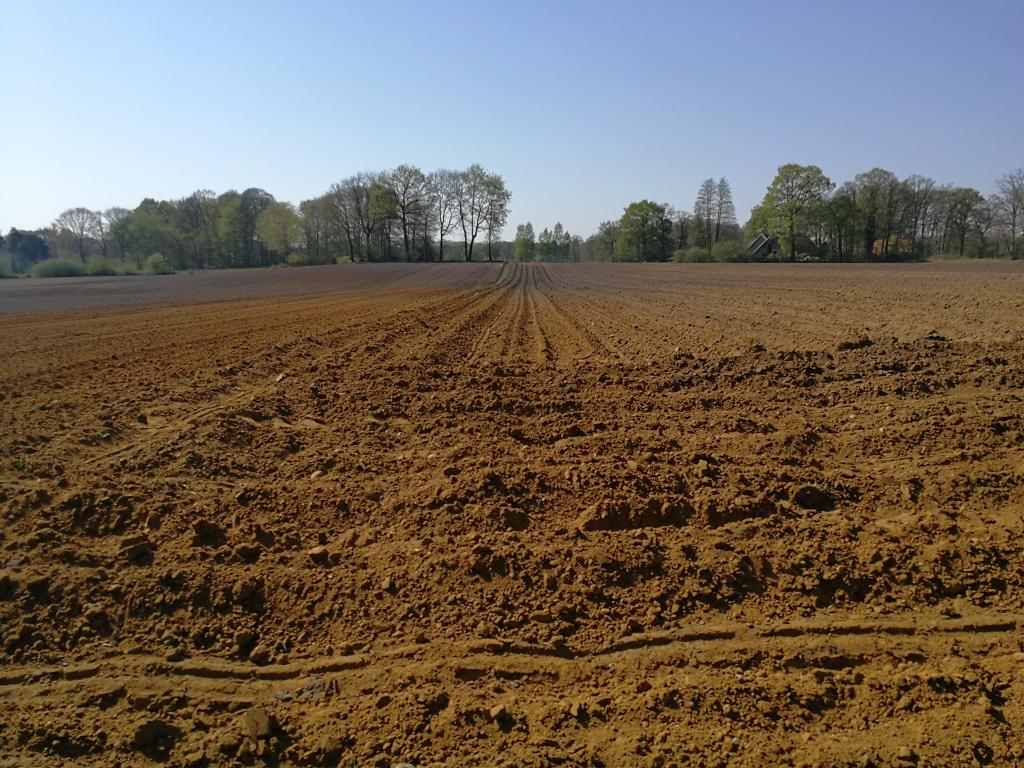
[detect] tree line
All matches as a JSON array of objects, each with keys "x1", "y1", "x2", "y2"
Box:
[
  {"x1": 573, "y1": 177, "x2": 742, "y2": 263},
  {"x1": 570, "y1": 166, "x2": 1023, "y2": 263},
  {"x1": 0, "y1": 164, "x2": 510, "y2": 275},
  {"x1": 512, "y1": 222, "x2": 582, "y2": 262},
  {"x1": 747, "y1": 165, "x2": 1024, "y2": 261},
  {"x1": 4, "y1": 162, "x2": 1022, "y2": 275}
]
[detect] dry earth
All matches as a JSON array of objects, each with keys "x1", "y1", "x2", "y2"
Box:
[{"x1": 1, "y1": 262, "x2": 1023, "y2": 768}]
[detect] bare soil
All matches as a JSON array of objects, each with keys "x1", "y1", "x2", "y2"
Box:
[{"x1": 1, "y1": 262, "x2": 1023, "y2": 767}]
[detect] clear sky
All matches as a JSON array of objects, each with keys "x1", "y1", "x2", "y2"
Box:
[{"x1": 2, "y1": 0, "x2": 1022, "y2": 238}]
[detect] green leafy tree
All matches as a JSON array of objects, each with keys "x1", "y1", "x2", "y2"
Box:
[
  {"x1": 514, "y1": 222, "x2": 535, "y2": 262},
  {"x1": 215, "y1": 193, "x2": 245, "y2": 267},
  {"x1": 693, "y1": 179, "x2": 716, "y2": 247},
  {"x1": 455, "y1": 164, "x2": 507, "y2": 262},
  {"x1": 615, "y1": 200, "x2": 672, "y2": 261},
  {"x1": 257, "y1": 202, "x2": 303, "y2": 259},
  {"x1": 758, "y1": 164, "x2": 834, "y2": 260},
  {"x1": 714, "y1": 178, "x2": 737, "y2": 243},
  {"x1": 5, "y1": 228, "x2": 50, "y2": 271},
  {"x1": 583, "y1": 221, "x2": 618, "y2": 261}
]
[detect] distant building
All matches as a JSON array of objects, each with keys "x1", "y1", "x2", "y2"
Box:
[
  {"x1": 747, "y1": 233, "x2": 779, "y2": 259},
  {"x1": 872, "y1": 237, "x2": 913, "y2": 258}
]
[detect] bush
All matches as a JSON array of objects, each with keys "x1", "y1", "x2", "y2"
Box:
[
  {"x1": 144, "y1": 253, "x2": 174, "y2": 275},
  {"x1": 82, "y1": 258, "x2": 141, "y2": 276},
  {"x1": 287, "y1": 251, "x2": 335, "y2": 267},
  {"x1": 673, "y1": 247, "x2": 713, "y2": 263},
  {"x1": 84, "y1": 257, "x2": 116, "y2": 276},
  {"x1": 711, "y1": 240, "x2": 748, "y2": 262},
  {"x1": 30, "y1": 258, "x2": 86, "y2": 278}
]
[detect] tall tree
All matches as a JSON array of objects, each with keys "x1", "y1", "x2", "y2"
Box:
[
  {"x1": 759, "y1": 164, "x2": 834, "y2": 260},
  {"x1": 5, "y1": 229, "x2": 50, "y2": 271},
  {"x1": 904, "y1": 175, "x2": 936, "y2": 256},
  {"x1": 823, "y1": 186, "x2": 859, "y2": 262},
  {"x1": 483, "y1": 173, "x2": 511, "y2": 262},
  {"x1": 714, "y1": 177, "x2": 736, "y2": 243},
  {"x1": 673, "y1": 211, "x2": 691, "y2": 252},
  {"x1": 514, "y1": 222, "x2": 535, "y2": 262},
  {"x1": 584, "y1": 221, "x2": 619, "y2": 262},
  {"x1": 948, "y1": 187, "x2": 985, "y2": 257},
  {"x1": 994, "y1": 168, "x2": 1024, "y2": 259},
  {"x1": 389, "y1": 164, "x2": 428, "y2": 261},
  {"x1": 238, "y1": 188, "x2": 275, "y2": 266},
  {"x1": 53, "y1": 207, "x2": 98, "y2": 262},
  {"x1": 693, "y1": 179, "x2": 716, "y2": 248},
  {"x1": 327, "y1": 179, "x2": 362, "y2": 262},
  {"x1": 455, "y1": 164, "x2": 499, "y2": 262},
  {"x1": 538, "y1": 227, "x2": 552, "y2": 261},
  {"x1": 428, "y1": 169, "x2": 459, "y2": 262},
  {"x1": 368, "y1": 180, "x2": 398, "y2": 260},
  {"x1": 176, "y1": 190, "x2": 217, "y2": 269},
  {"x1": 615, "y1": 200, "x2": 671, "y2": 261},
  {"x1": 851, "y1": 168, "x2": 906, "y2": 260},
  {"x1": 300, "y1": 195, "x2": 336, "y2": 264},
  {"x1": 103, "y1": 207, "x2": 132, "y2": 262},
  {"x1": 551, "y1": 222, "x2": 568, "y2": 260},
  {"x1": 256, "y1": 202, "x2": 303, "y2": 258}
]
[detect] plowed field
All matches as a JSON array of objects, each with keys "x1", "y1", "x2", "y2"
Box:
[{"x1": 2, "y1": 262, "x2": 1023, "y2": 767}]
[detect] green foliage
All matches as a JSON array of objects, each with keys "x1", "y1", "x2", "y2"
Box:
[
  {"x1": 670, "y1": 241, "x2": 754, "y2": 263},
  {"x1": 30, "y1": 258, "x2": 86, "y2": 277},
  {"x1": 5, "y1": 229, "x2": 50, "y2": 272},
  {"x1": 144, "y1": 253, "x2": 174, "y2": 275},
  {"x1": 711, "y1": 240, "x2": 747, "y2": 261},
  {"x1": 758, "y1": 164, "x2": 834, "y2": 260},
  {"x1": 83, "y1": 258, "x2": 115, "y2": 275},
  {"x1": 673, "y1": 247, "x2": 713, "y2": 262},
  {"x1": 615, "y1": 200, "x2": 672, "y2": 261},
  {"x1": 83, "y1": 257, "x2": 139, "y2": 276},
  {"x1": 258, "y1": 202, "x2": 303, "y2": 258},
  {"x1": 286, "y1": 251, "x2": 334, "y2": 267},
  {"x1": 514, "y1": 222, "x2": 536, "y2": 262}
]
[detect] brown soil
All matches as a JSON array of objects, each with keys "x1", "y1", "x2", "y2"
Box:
[{"x1": 1, "y1": 261, "x2": 1023, "y2": 767}]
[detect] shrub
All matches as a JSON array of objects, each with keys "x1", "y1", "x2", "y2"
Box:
[
  {"x1": 711, "y1": 240, "x2": 748, "y2": 262},
  {"x1": 144, "y1": 253, "x2": 174, "y2": 275},
  {"x1": 84, "y1": 257, "x2": 141, "y2": 276},
  {"x1": 30, "y1": 258, "x2": 86, "y2": 278},
  {"x1": 84, "y1": 257, "x2": 117, "y2": 276},
  {"x1": 287, "y1": 251, "x2": 334, "y2": 267},
  {"x1": 673, "y1": 247, "x2": 713, "y2": 263}
]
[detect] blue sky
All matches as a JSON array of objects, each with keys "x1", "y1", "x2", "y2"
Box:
[{"x1": 2, "y1": 0, "x2": 1022, "y2": 238}]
